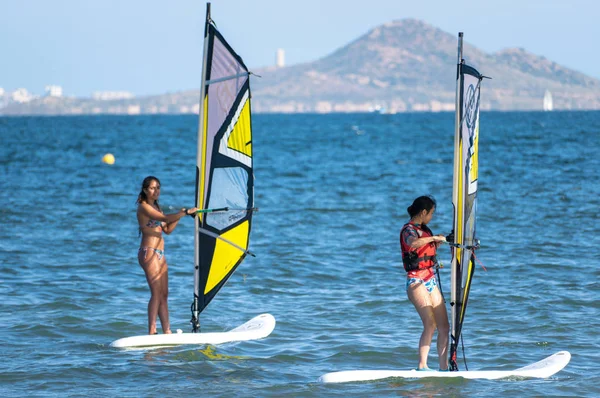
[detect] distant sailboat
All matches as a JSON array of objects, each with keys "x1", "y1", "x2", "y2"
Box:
[
  {"x1": 543, "y1": 90, "x2": 553, "y2": 111},
  {"x1": 369, "y1": 104, "x2": 386, "y2": 114}
]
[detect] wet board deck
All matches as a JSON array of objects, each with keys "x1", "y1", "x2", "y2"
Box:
[
  {"x1": 318, "y1": 351, "x2": 570, "y2": 383},
  {"x1": 110, "y1": 313, "x2": 275, "y2": 349}
]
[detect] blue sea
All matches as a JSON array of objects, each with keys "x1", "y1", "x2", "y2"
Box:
[{"x1": 1, "y1": 111, "x2": 599, "y2": 397}]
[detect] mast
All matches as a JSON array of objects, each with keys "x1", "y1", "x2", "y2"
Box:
[
  {"x1": 190, "y1": 2, "x2": 255, "y2": 332},
  {"x1": 450, "y1": 32, "x2": 463, "y2": 369},
  {"x1": 191, "y1": 2, "x2": 211, "y2": 333},
  {"x1": 449, "y1": 32, "x2": 486, "y2": 371}
]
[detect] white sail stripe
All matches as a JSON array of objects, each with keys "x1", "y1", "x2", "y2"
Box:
[
  {"x1": 206, "y1": 72, "x2": 249, "y2": 85},
  {"x1": 198, "y1": 227, "x2": 251, "y2": 255},
  {"x1": 219, "y1": 89, "x2": 252, "y2": 167}
]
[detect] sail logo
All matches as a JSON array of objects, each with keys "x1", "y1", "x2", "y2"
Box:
[
  {"x1": 463, "y1": 82, "x2": 479, "y2": 194},
  {"x1": 464, "y1": 84, "x2": 478, "y2": 133}
]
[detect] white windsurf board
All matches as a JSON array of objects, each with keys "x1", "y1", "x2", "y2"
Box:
[
  {"x1": 318, "y1": 351, "x2": 570, "y2": 383},
  {"x1": 110, "y1": 313, "x2": 275, "y2": 349}
]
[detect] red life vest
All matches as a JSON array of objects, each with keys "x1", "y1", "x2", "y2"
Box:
[{"x1": 400, "y1": 222, "x2": 438, "y2": 272}]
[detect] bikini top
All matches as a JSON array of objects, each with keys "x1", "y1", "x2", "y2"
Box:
[
  {"x1": 139, "y1": 204, "x2": 164, "y2": 232},
  {"x1": 145, "y1": 219, "x2": 162, "y2": 228}
]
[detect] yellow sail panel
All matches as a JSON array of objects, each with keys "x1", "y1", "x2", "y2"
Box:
[
  {"x1": 198, "y1": 93, "x2": 209, "y2": 223},
  {"x1": 456, "y1": 139, "x2": 465, "y2": 246},
  {"x1": 469, "y1": 123, "x2": 479, "y2": 189},
  {"x1": 204, "y1": 220, "x2": 249, "y2": 294},
  {"x1": 227, "y1": 98, "x2": 252, "y2": 157},
  {"x1": 460, "y1": 257, "x2": 476, "y2": 320}
]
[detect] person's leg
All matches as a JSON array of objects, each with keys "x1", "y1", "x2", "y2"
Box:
[
  {"x1": 430, "y1": 285, "x2": 449, "y2": 370},
  {"x1": 139, "y1": 249, "x2": 167, "y2": 334},
  {"x1": 407, "y1": 281, "x2": 436, "y2": 369},
  {"x1": 156, "y1": 259, "x2": 171, "y2": 334}
]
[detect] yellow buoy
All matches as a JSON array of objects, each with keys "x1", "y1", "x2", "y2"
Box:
[{"x1": 102, "y1": 153, "x2": 115, "y2": 165}]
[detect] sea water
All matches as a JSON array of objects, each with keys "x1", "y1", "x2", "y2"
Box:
[{"x1": 0, "y1": 111, "x2": 598, "y2": 396}]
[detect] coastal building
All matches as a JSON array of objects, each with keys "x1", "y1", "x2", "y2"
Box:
[
  {"x1": 127, "y1": 105, "x2": 141, "y2": 115},
  {"x1": 276, "y1": 48, "x2": 285, "y2": 68},
  {"x1": 92, "y1": 91, "x2": 135, "y2": 101},
  {"x1": 0, "y1": 88, "x2": 6, "y2": 109},
  {"x1": 45, "y1": 85, "x2": 63, "y2": 97},
  {"x1": 11, "y1": 88, "x2": 33, "y2": 103}
]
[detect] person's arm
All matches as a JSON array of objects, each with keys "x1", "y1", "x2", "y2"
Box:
[
  {"x1": 139, "y1": 202, "x2": 187, "y2": 225},
  {"x1": 163, "y1": 207, "x2": 198, "y2": 235},
  {"x1": 407, "y1": 233, "x2": 446, "y2": 249}
]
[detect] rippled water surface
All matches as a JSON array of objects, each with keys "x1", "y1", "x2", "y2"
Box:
[{"x1": 1, "y1": 111, "x2": 599, "y2": 396}]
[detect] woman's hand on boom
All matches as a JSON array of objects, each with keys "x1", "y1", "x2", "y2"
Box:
[{"x1": 182, "y1": 207, "x2": 199, "y2": 216}]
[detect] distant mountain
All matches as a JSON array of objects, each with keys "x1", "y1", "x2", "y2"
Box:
[
  {"x1": 249, "y1": 19, "x2": 600, "y2": 113},
  {"x1": 2, "y1": 19, "x2": 599, "y2": 115}
]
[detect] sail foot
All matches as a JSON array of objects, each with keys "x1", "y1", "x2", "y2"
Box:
[
  {"x1": 449, "y1": 343, "x2": 459, "y2": 371},
  {"x1": 190, "y1": 300, "x2": 201, "y2": 333}
]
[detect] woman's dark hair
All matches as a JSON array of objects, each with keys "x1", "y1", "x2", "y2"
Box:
[
  {"x1": 137, "y1": 176, "x2": 161, "y2": 210},
  {"x1": 407, "y1": 195, "x2": 436, "y2": 218}
]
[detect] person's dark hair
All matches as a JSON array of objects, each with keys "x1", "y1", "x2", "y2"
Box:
[
  {"x1": 137, "y1": 176, "x2": 161, "y2": 210},
  {"x1": 407, "y1": 195, "x2": 436, "y2": 218}
]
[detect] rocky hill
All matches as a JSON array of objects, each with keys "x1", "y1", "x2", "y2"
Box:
[
  {"x1": 3, "y1": 19, "x2": 599, "y2": 115},
  {"x1": 249, "y1": 19, "x2": 600, "y2": 113}
]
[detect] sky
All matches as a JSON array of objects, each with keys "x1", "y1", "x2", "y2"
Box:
[{"x1": 1, "y1": 0, "x2": 598, "y2": 97}]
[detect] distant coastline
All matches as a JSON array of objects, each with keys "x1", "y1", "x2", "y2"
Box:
[{"x1": 3, "y1": 19, "x2": 600, "y2": 116}]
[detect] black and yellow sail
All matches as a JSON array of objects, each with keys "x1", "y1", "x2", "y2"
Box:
[
  {"x1": 449, "y1": 33, "x2": 485, "y2": 371},
  {"x1": 191, "y1": 3, "x2": 254, "y2": 331}
]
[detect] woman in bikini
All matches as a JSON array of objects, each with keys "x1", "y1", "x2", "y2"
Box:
[
  {"x1": 399, "y1": 195, "x2": 449, "y2": 371},
  {"x1": 136, "y1": 176, "x2": 198, "y2": 335}
]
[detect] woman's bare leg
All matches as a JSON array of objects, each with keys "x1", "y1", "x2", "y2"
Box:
[
  {"x1": 139, "y1": 250, "x2": 168, "y2": 335},
  {"x1": 430, "y1": 286, "x2": 449, "y2": 370},
  {"x1": 407, "y1": 282, "x2": 437, "y2": 369},
  {"x1": 157, "y1": 263, "x2": 171, "y2": 334}
]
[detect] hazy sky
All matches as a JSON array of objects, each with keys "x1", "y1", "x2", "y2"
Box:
[{"x1": 1, "y1": 0, "x2": 598, "y2": 97}]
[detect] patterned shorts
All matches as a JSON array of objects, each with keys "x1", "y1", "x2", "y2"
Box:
[{"x1": 406, "y1": 276, "x2": 438, "y2": 293}]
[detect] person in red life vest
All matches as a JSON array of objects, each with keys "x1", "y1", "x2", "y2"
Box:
[{"x1": 400, "y1": 195, "x2": 449, "y2": 371}]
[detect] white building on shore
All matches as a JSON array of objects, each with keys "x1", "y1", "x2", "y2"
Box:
[
  {"x1": 11, "y1": 88, "x2": 34, "y2": 103},
  {"x1": 92, "y1": 91, "x2": 135, "y2": 101},
  {"x1": 276, "y1": 48, "x2": 285, "y2": 68},
  {"x1": 45, "y1": 85, "x2": 63, "y2": 97}
]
